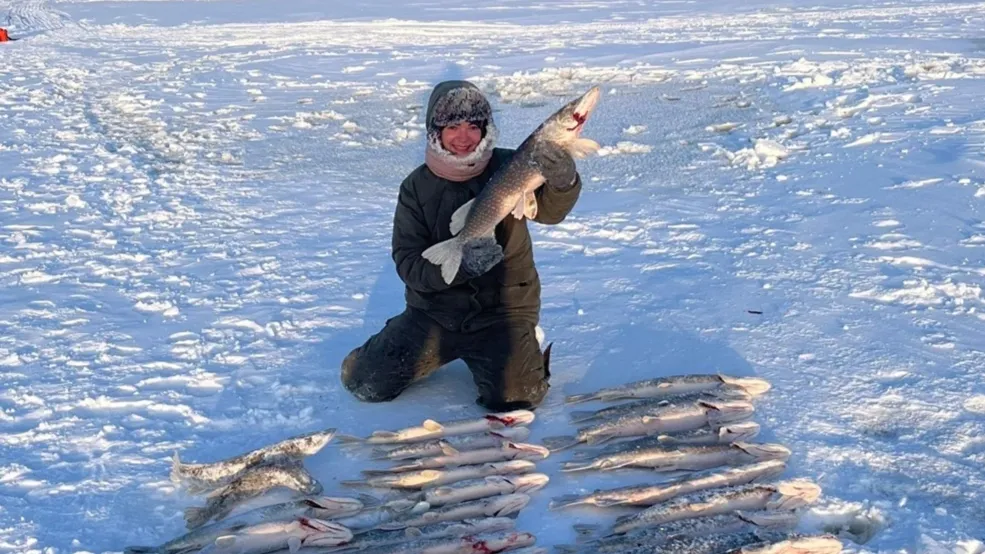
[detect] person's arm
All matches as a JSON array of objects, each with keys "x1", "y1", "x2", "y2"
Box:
[
  {"x1": 391, "y1": 178, "x2": 470, "y2": 293},
  {"x1": 533, "y1": 145, "x2": 583, "y2": 224}
]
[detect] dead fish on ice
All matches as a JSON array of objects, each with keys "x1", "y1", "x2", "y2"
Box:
[
  {"x1": 341, "y1": 460, "x2": 537, "y2": 490},
  {"x1": 170, "y1": 427, "x2": 336, "y2": 492},
  {"x1": 370, "y1": 428, "x2": 531, "y2": 461},
  {"x1": 337, "y1": 411, "x2": 534, "y2": 445},
  {"x1": 564, "y1": 374, "x2": 771, "y2": 404},
  {"x1": 195, "y1": 517, "x2": 352, "y2": 554},
  {"x1": 184, "y1": 462, "x2": 323, "y2": 529},
  {"x1": 361, "y1": 442, "x2": 549, "y2": 475},
  {"x1": 313, "y1": 517, "x2": 516, "y2": 553},
  {"x1": 560, "y1": 442, "x2": 791, "y2": 473},
  {"x1": 375, "y1": 493, "x2": 531, "y2": 531},
  {"x1": 568, "y1": 389, "x2": 754, "y2": 424}
]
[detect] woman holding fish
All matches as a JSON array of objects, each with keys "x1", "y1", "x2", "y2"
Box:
[{"x1": 340, "y1": 80, "x2": 599, "y2": 412}]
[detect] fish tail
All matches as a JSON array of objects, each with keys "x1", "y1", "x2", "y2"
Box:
[
  {"x1": 567, "y1": 411, "x2": 598, "y2": 424},
  {"x1": 566, "y1": 450, "x2": 596, "y2": 462},
  {"x1": 541, "y1": 436, "x2": 579, "y2": 452},
  {"x1": 368, "y1": 447, "x2": 394, "y2": 460},
  {"x1": 123, "y1": 546, "x2": 160, "y2": 554},
  {"x1": 572, "y1": 524, "x2": 603, "y2": 540},
  {"x1": 560, "y1": 461, "x2": 598, "y2": 473},
  {"x1": 563, "y1": 393, "x2": 599, "y2": 405},
  {"x1": 610, "y1": 514, "x2": 637, "y2": 534},
  {"x1": 421, "y1": 235, "x2": 465, "y2": 285},
  {"x1": 340, "y1": 479, "x2": 371, "y2": 488},
  {"x1": 168, "y1": 451, "x2": 184, "y2": 482},
  {"x1": 182, "y1": 506, "x2": 212, "y2": 530},
  {"x1": 548, "y1": 494, "x2": 588, "y2": 511},
  {"x1": 355, "y1": 493, "x2": 382, "y2": 508}
]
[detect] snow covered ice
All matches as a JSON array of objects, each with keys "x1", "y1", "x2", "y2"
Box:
[{"x1": 2, "y1": 0, "x2": 985, "y2": 552}]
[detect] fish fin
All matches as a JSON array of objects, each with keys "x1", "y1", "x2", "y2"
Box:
[
  {"x1": 421, "y1": 235, "x2": 465, "y2": 285},
  {"x1": 369, "y1": 447, "x2": 394, "y2": 460},
  {"x1": 214, "y1": 536, "x2": 237, "y2": 549},
  {"x1": 449, "y1": 198, "x2": 474, "y2": 236},
  {"x1": 566, "y1": 450, "x2": 596, "y2": 462},
  {"x1": 182, "y1": 506, "x2": 211, "y2": 530},
  {"x1": 563, "y1": 393, "x2": 600, "y2": 405},
  {"x1": 568, "y1": 138, "x2": 601, "y2": 158},
  {"x1": 437, "y1": 441, "x2": 459, "y2": 456},
  {"x1": 123, "y1": 547, "x2": 159, "y2": 554},
  {"x1": 548, "y1": 494, "x2": 586, "y2": 510},
  {"x1": 169, "y1": 451, "x2": 183, "y2": 480},
  {"x1": 340, "y1": 479, "x2": 371, "y2": 488},
  {"x1": 405, "y1": 527, "x2": 424, "y2": 537},
  {"x1": 355, "y1": 493, "x2": 382, "y2": 508},
  {"x1": 541, "y1": 436, "x2": 579, "y2": 452},
  {"x1": 430, "y1": 485, "x2": 454, "y2": 497},
  {"x1": 422, "y1": 419, "x2": 444, "y2": 432},
  {"x1": 612, "y1": 513, "x2": 636, "y2": 529},
  {"x1": 360, "y1": 468, "x2": 400, "y2": 476},
  {"x1": 335, "y1": 434, "x2": 367, "y2": 444},
  {"x1": 573, "y1": 523, "x2": 603, "y2": 539},
  {"x1": 568, "y1": 411, "x2": 597, "y2": 424},
  {"x1": 288, "y1": 537, "x2": 302, "y2": 554},
  {"x1": 524, "y1": 191, "x2": 538, "y2": 220},
  {"x1": 584, "y1": 434, "x2": 616, "y2": 446},
  {"x1": 510, "y1": 194, "x2": 526, "y2": 220}
]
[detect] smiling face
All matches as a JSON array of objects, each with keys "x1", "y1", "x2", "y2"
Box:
[{"x1": 440, "y1": 121, "x2": 483, "y2": 155}]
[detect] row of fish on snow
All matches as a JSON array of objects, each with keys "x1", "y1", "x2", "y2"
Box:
[{"x1": 125, "y1": 373, "x2": 868, "y2": 554}]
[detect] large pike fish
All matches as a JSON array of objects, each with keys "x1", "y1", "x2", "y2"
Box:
[
  {"x1": 422, "y1": 86, "x2": 602, "y2": 284},
  {"x1": 170, "y1": 427, "x2": 337, "y2": 492},
  {"x1": 125, "y1": 496, "x2": 375, "y2": 554},
  {"x1": 183, "y1": 463, "x2": 323, "y2": 529},
  {"x1": 565, "y1": 374, "x2": 771, "y2": 405},
  {"x1": 548, "y1": 460, "x2": 787, "y2": 510}
]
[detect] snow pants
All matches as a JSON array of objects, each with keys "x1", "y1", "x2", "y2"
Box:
[{"x1": 340, "y1": 307, "x2": 551, "y2": 412}]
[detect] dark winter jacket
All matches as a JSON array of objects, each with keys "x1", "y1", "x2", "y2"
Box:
[{"x1": 391, "y1": 145, "x2": 582, "y2": 333}]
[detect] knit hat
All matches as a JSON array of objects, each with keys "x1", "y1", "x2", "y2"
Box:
[
  {"x1": 423, "y1": 81, "x2": 499, "y2": 181},
  {"x1": 426, "y1": 81, "x2": 496, "y2": 143}
]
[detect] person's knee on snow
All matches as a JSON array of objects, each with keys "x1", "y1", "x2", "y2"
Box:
[{"x1": 340, "y1": 346, "x2": 402, "y2": 403}]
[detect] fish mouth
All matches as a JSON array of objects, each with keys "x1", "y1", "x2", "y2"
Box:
[
  {"x1": 568, "y1": 86, "x2": 601, "y2": 131},
  {"x1": 486, "y1": 410, "x2": 535, "y2": 427},
  {"x1": 511, "y1": 473, "x2": 550, "y2": 493}
]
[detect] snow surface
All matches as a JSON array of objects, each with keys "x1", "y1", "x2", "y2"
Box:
[{"x1": 2, "y1": 0, "x2": 985, "y2": 552}]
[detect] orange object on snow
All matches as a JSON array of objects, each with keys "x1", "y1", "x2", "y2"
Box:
[{"x1": 0, "y1": 28, "x2": 9, "y2": 42}]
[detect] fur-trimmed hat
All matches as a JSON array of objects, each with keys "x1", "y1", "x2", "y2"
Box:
[{"x1": 426, "y1": 80, "x2": 495, "y2": 138}]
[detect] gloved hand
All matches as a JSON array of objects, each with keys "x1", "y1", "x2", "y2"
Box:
[
  {"x1": 537, "y1": 142, "x2": 577, "y2": 191},
  {"x1": 459, "y1": 236, "x2": 504, "y2": 279}
]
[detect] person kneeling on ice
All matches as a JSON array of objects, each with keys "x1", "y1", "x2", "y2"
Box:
[{"x1": 340, "y1": 80, "x2": 584, "y2": 411}]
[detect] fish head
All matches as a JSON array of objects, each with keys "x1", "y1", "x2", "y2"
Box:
[
  {"x1": 304, "y1": 496, "x2": 363, "y2": 514},
  {"x1": 718, "y1": 374, "x2": 772, "y2": 397},
  {"x1": 735, "y1": 509, "x2": 801, "y2": 530},
  {"x1": 506, "y1": 442, "x2": 551, "y2": 459},
  {"x1": 702, "y1": 399, "x2": 756, "y2": 423},
  {"x1": 297, "y1": 517, "x2": 353, "y2": 545},
  {"x1": 734, "y1": 442, "x2": 792, "y2": 462},
  {"x1": 718, "y1": 421, "x2": 761, "y2": 442},
  {"x1": 472, "y1": 532, "x2": 537, "y2": 552},
  {"x1": 490, "y1": 493, "x2": 531, "y2": 516},
  {"x1": 772, "y1": 480, "x2": 822, "y2": 509},
  {"x1": 486, "y1": 409, "x2": 535, "y2": 428},
  {"x1": 508, "y1": 473, "x2": 550, "y2": 494},
  {"x1": 534, "y1": 86, "x2": 601, "y2": 148},
  {"x1": 295, "y1": 428, "x2": 338, "y2": 454}
]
